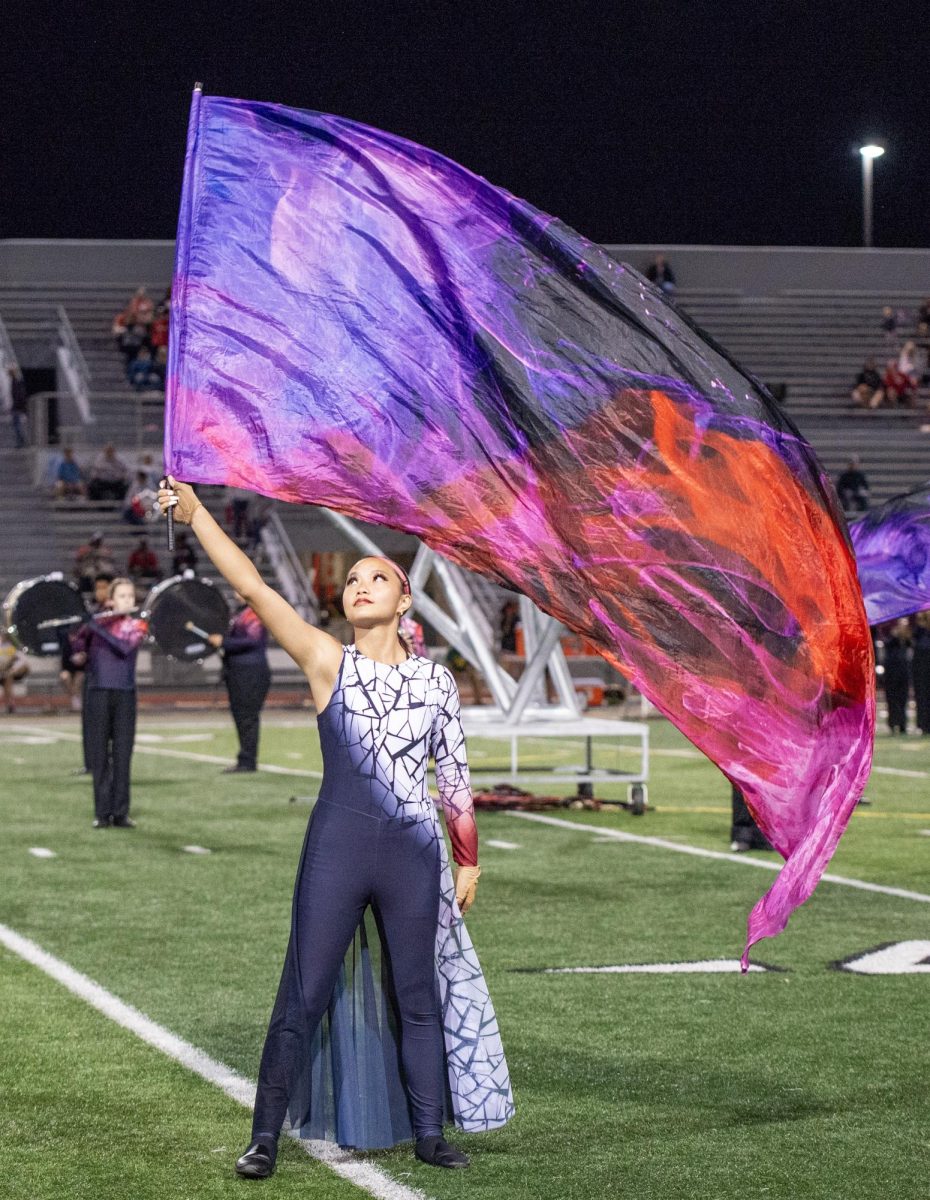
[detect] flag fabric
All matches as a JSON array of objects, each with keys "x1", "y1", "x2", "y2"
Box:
[
  {"x1": 850, "y1": 485, "x2": 930, "y2": 625},
  {"x1": 165, "y1": 91, "x2": 875, "y2": 965}
]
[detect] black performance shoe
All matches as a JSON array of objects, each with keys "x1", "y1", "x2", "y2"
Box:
[
  {"x1": 92, "y1": 818, "x2": 111, "y2": 829},
  {"x1": 235, "y1": 1138, "x2": 277, "y2": 1179},
  {"x1": 415, "y1": 1136, "x2": 470, "y2": 1169},
  {"x1": 112, "y1": 816, "x2": 136, "y2": 828},
  {"x1": 222, "y1": 765, "x2": 257, "y2": 774}
]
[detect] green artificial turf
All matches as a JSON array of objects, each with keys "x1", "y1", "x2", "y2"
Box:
[{"x1": 1, "y1": 713, "x2": 928, "y2": 1199}]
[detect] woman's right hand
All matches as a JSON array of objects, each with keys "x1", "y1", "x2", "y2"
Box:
[{"x1": 157, "y1": 476, "x2": 202, "y2": 525}]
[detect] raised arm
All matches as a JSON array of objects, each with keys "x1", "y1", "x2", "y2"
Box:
[{"x1": 158, "y1": 478, "x2": 341, "y2": 689}]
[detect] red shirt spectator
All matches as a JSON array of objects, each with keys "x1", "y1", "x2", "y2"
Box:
[
  {"x1": 149, "y1": 314, "x2": 169, "y2": 350},
  {"x1": 883, "y1": 360, "x2": 916, "y2": 407},
  {"x1": 128, "y1": 538, "x2": 160, "y2": 582}
]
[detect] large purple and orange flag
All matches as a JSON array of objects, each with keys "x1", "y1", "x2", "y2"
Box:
[
  {"x1": 165, "y1": 91, "x2": 875, "y2": 965},
  {"x1": 850, "y1": 484, "x2": 930, "y2": 625}
]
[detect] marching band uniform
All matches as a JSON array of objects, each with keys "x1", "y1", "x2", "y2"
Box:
[
  {"x1": 221, "y1": 604, "x2": 270, "y2": 773},
  {"x1": 70, "y1": 613, "x2": 148, "y2": 826}
]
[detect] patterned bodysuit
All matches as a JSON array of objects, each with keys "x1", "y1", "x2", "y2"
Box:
[{"x1": 251, "y1": 644, "x2": 514, "y2": 1149}]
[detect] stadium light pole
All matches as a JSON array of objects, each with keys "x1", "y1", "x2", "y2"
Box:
[{"x1": 859, "y1": 144, "x2": 884, "y2": 248}]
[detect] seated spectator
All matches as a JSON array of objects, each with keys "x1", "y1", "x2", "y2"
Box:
[
  {"x1": 149, "y1": 312, "x2": 169, "y2": 355},
  {"x1": 917, "y1": 299, "x2": 930, "y2": 341},
  {"x1": 851, "y1": 358, "x2": 884, "y2": 408},
  {"x1": 883, "y1": 358, "x2": 917, "y2": 407},
  {"x1": 898, "y1": 340, "x2": 920, "y2": 387},
  {"x1": 0, "y1": 631, "x2": 30, "y2": 714},
  {"x1": 646, "y1": 254, "x2": 676, "y2": 294},
  {"x1": 881, "y1": 305, "x2": 899, "y2": 342},
  {"x1": 88, "y1": 443, "x2": 131, "y2": 501},
  {"x1": 125, "y1": 287, "x2": 154, "y2": 327},
  {"x1": 123, "y1": 470, "x2": 157, "y2": 525},
  {"x1": 171, "y1": 530, "x2": 198, "y2": 575},
  {"x1": 127, "y1": 347, "x2": 164, "y2": 392},
  {"x1": 127, "y1": 536, "x2": 161, "y2": 584},
  {"x1": 74, "y1": 531, "x2": 116, "y2": 592},
  {"x1": 836, "y1": 458, "x2": 870, "y2": 512},
  {"x1": 155, "y1": 285, "x2": 171, "y2": 317},
  {"x1": 135, "y1": 452, "x2": 159, "y2": 490},
  {"x1": 246, "y1": 498, "x2": 274, "y2": 558},
  {"x1": 118, "y1": 323, "x2": 149, "y2": 366},
  {"x1": 229, "y1": 487, "x2": 251, "y2": 541},
  {"x1": 54, "y1": 446, "x2": 86, "y2": 498}
]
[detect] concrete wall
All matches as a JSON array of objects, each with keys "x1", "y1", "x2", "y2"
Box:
[
  {"x1": 0, "y1": 240, "x2": 175, "y2": 285},
  {"x1": 606, "y1": 244, "x2": 930, "y2": 295},
  {"x1": 2, "y1": 237, "x2": 929, "y2": 296}
]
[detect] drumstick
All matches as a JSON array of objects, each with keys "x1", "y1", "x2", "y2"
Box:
[{"x1": 183, "y1": 620, "x2": 212, "y2": 640}]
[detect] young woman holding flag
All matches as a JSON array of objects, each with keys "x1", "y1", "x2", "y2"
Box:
[{"x1": 158, "y1": 477, "x2": 513, "y2": 1178}]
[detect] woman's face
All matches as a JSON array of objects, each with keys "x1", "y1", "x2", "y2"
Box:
[
  {"x1": 343, "y1": 558, "x2": 409, "y2": 628},
  {"x1": 110, "y1": 583, "x2": 136, "y2": 614}
]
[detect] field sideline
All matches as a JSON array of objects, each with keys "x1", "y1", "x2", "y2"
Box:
[{"x1": 1, "y1": 711, "x2": 928, "y2": 1199}]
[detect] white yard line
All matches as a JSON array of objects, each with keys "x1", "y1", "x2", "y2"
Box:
[
  {"x1": 11, "y1": 725, "x2": 323, "y2": 780},
  {"x1": 0, "y1": 922, "x2": 430, "y2": 1200},
  {"x1": 509, "y1": 811, "x2": 930, "y2": 905}
]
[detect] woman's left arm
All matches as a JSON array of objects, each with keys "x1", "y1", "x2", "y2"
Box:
[{"x1": 431, "y1": 669, "x2": 481, "y2": 911}]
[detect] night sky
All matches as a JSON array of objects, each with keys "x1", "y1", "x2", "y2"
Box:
[{"x1": 3, "y1": 1, "x2": 927, "y2": 247}]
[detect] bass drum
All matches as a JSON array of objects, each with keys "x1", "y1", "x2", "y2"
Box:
[
  {"x1": 2, "y1": 574, "x2": 88, "y2": 656},
  {"x1": 141, "y1": 575, "x2": 229, "y2": 662}
]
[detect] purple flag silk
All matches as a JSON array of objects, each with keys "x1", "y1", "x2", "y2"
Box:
[
  {"x1": 850, "y1": 485, "x2": 930, "y2": 625},
  {"x1": 165, "y1": 93, "x2": 875, "y2": 967}
]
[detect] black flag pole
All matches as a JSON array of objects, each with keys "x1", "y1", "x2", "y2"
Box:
[{"x1": 165, "y1": 80, "x2": 203, "y2": 556}]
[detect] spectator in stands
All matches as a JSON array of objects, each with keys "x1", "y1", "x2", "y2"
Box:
[
  {"x1": 74, "y1": 531, "x2": 116, "y2": 592},
  {"x1": 246, "y1": 498, "x2": 274, "y2": 558},
  {"x1": 122, "y1": 470, "x2": 157, "y2": 525},
  {"x1": 149, "y1": 311, "x2": 169, "y2": 355},
  {"x1": 898, "y1": 340, "x2": 919, "y2": 378},
  {"x1": 836, "y1": 457, "x2": 870, "y2": 512},
  {"x1": 851, "y1": 358, "x2": 884, "y2": 409},
  {"x1": 155, "y1": 285, "x2": 171, "y2": 317},
  {"x1": 135, "y1": 452, "x2": 159, "y2": 490},
  {"x1": 880, "y1": 306, "x2": 899, "y2": 342},
  {"x1": 55, "y1": 446, "x2": 86, "y2": 498},
  {"x1": 917, "y1": 299, "x2": 930, "y2": 342},
  {"x1": 229, "y1": 487, "x2": 251, "y2": 541},
  {"x1": 88, "y1": 443, "x2": 131, "y2": 501},
  {"x1": 127, "y1": 536, "x2": 161, "y2": 585},
  {"x1": 646, "y1": 254, "x2": 676, "y2": 294},
  {"x1": 117, "y1": 323, "x2": 149, "y2": 367},
  {"x1": 127, "y1": 347, "x2": 163, "y2": 392},
  {"x1": 8, "y1": 366, "x2": 28, "y2": 448},
  {"x1": 125, "y1": 287, "x2": 154, "y2": 327},
  {"x1": 0, "y1": 630, "x2": 30, "y2": 714},
  {"x1": 883, "y1": 358, "x2": 917, "y2": 407},
  {"x1": 171, "y1": 530, "x2": 198, "y2": 575}
]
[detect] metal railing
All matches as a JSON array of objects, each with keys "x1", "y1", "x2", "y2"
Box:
[
  {"x1": 56, "y1": 306, "x2": 94, "y2": 424},
  {"x1": 260, "y1": 511, "x2": 320, "y2": 623}
]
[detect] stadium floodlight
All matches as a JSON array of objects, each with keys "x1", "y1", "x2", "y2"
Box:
[{"x1": 858, "y1": 144, "x2": 885, "y2": 247}]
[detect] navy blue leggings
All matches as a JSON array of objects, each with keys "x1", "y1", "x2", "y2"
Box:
[{"x1": 251, "y1": 797, "x2": 445, "y2": 1142}]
